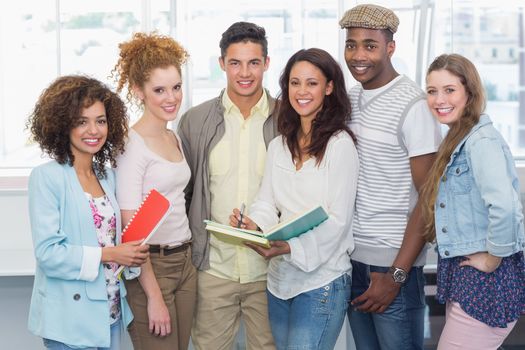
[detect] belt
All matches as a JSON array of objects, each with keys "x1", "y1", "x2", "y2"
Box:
[{"x1": 149, "y1": 241, "x2": 191, "y2": 256}]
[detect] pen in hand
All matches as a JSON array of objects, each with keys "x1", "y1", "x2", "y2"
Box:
[{"x1": 237, "y1": 203, "x2": 246, "y2": 228}]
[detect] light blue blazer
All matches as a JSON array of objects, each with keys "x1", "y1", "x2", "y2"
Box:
[{"x1": 27, "y1": 161, "x2": 133, "y2": 348}]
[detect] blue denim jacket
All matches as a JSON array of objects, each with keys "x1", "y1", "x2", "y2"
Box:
[{"x1": 435, "y1": 114, "x2": 525, "y2": 258}]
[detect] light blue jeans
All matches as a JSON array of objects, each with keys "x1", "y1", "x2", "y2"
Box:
[
  {"x1": 43, "y1": 319, "x2": 121, "y2": 350},
  {"x1": 267, "y1": 273, "x2": 351, "y2": 350},
  {"x1": 348, "y1": 260, "x2": 426, "y2": 350}
]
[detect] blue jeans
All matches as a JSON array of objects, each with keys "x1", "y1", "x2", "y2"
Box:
[
  {"x1": 43, "y1": 319, "x2": 121, "y2": 350},
  {"x1": 348, "y1": 260, "x2": 426, "y2": 350},
  {"x1": 267, "y1": 273, "x2": 351, "y2": 350}
]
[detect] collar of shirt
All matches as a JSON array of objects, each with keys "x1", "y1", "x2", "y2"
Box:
[
  {"x1": 222, "y1": 89, "x2": 269, "y2": 122},
  {"x1": 361, "y1": 74, "x2": 404, "y2": 103}
]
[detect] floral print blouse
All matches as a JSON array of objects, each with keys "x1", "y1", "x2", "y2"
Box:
[
  {"x1": 87, "y1": 193, "x2": 121, "y2": 324},
  {"x1": 436, "y1": 251, "x2": 525, "y2": 328}
]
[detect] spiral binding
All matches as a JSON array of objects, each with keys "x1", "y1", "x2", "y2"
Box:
[
  {"x1": 122, "y1": 189, "x2": 154, "y2": 236},
  {"x1": 116, "y1": 189, "x2": 157, "y2": 278}
]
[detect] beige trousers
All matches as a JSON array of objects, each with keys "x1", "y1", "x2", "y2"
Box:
[
  {"x1": 191, "y1": 271, "x2": 275, "y2": 350},
  {"x1": 125, "y1": 246, "x2": 197, "y2": 350}
]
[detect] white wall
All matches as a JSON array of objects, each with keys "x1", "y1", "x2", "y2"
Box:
[{"x1": 0, "y1": 190, "x2": 34, "y2": 277}]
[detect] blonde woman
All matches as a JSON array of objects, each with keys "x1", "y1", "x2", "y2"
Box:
[{"x1": 421, "y1": 53, "x2": 525, "y2": 349}]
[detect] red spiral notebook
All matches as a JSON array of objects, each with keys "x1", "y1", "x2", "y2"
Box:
[
  {"x1": 115, "y1": 189, "x2": 173, "y2": 277},
  {"x1": 121, "y1": 189, "x2": 173, "y2": 243}
]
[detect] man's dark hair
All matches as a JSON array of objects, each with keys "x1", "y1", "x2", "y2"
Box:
[
  {"x1": 219, "y1": 21, "x2": 268, "y2": 58},
  {"x1": 382, "y1": 29, "x2": 394, "y2": 42}
]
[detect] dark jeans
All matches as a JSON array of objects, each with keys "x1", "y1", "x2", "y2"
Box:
[{"x1": 348, "y1": 260, "x2": 426, "y2": 350}]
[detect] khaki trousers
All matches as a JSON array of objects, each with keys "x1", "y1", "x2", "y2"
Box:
[
  {"x1": 191, "y1": 271, "x2": 275, "y2": 350},
  {"x1": 125, "y1": 246, "x2": 197, "y2": 350}
]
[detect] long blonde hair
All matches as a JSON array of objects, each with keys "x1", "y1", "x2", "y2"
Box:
[{"x1": 420, "y1": 54, "x2": 486, "y2": 242}]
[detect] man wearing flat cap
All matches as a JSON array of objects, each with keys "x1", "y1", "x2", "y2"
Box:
[{"x1": 340, "y1": 4, "x2": 441, "y2": 350}]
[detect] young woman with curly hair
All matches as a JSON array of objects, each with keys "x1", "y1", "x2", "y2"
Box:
[
  {"x1": 27, "y1": 75, "x2": 150, "y2": 350},
  {"x1": 111, "y1": 32, "x2": 196, "y2": 350},
  {"x1": 421, "y1": 54, "x2": 525, "y2": 349},
  {"x1": 229, "y1": 48, "x2": 359, "y2": 349}
]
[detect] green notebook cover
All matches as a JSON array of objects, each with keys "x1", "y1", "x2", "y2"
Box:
[
  {"x1": 204, "y1": 205, "x2": 328, "y2": 247},
  {"x1": 264, "y1": 205, "x2": 328, "y2": 241}
]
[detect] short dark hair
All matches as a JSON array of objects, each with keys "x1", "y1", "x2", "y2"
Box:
[
  {"x1": 277, "y1": 48, "x2": 355, "y2": 165},
  {"x1": 381, "y1": 29, "x2": 394, "y2": 42},
  {"x1": 219, "y1": 21, "x2": 268, "y2": 58}
]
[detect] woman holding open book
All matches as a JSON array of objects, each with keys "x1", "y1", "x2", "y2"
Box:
[
  {"x1": 27, "y1": 75, "x2": 149, "y2": 349},
  {"x1": 112, "y1": 32, "x2": 196, "y2": 350},
  {"x1": 230, "y1": 48, "x2": 359, "y2": 350}
]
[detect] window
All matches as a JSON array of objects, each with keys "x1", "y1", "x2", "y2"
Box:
[
  {"x1": 1, "y1": 0, "x2": 524, "y2": 165},
  {"x1": 0, "y1": 0, "x2": 353, "y2": 171},
  {"x1": 433, "y1": 1, "x2": 525, "y2": 156},
  {"x1": 0, "y1": 1, "x2": 57, "y2": 171}
]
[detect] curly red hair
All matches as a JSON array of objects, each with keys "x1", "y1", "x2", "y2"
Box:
[{"x1": 112, "y1": 32, "x2": 189, "y2": 105}]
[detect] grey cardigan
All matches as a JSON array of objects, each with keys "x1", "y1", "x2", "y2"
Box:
[{"x1": 178, "y1": 89, "x2": 279, "y2": 270}]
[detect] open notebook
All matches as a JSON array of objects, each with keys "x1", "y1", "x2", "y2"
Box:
[{"x1": 204, "y1": 205, "x2": 328, "y2": 248}]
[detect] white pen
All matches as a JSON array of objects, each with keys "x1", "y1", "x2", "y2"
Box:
[{"x1": 237, "y1": 203, "x2": 246, "y2": 228}]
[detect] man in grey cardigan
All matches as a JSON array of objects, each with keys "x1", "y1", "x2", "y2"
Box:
[{"x1": 178, "y1": 22, "x2": 278, "y2": 350}]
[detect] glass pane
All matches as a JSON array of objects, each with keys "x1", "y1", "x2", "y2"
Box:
[
  {"x1": 59, "y1": 1, "x2": 148, "y2": 129},
  {"x1": 0, "y1": 0, "x2": 57, "y2": 168},
  {"x1": 434, "y1": 0, "x2": 525, "y2": 157},
  {"x1": 151, "y1": 0, "x2": 172, "y2": 36},
  {"x1": 0, "y1": 0, "x2": 146, "y2": 170},
  {"x1": 58, "y1": 1, "x2": 141, "y2": 86}
]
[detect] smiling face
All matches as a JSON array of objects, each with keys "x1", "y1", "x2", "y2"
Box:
[
  {"x1": 219, "y1": 41, "x2": 269, "y2": 105},
  {"x1": 135, "y1": 65, "x2": 183, "y2": 123},
  {"x1": 288, "y1": 61, "x2": 333, "y2": 121},
  {"x1": 344, "y1": 27, "x2": 396, "y2": 89},
  {"x1": 426, "y1": 69, "x2": 469, "y2": 127},
  {"x1": 69, "y1": 100, "x2": 108, "y2": 161}
]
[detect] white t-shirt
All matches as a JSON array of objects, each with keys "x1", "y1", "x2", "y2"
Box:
[
  {"x1": 115, "y1": 129, "x2": 191, "y2": 246},
  {"x1": 361, "y1": 76, "x2": 440, "y2": 157},
  {"x1": 349, "y1": 75, "x2": 442, "y2": 266}
]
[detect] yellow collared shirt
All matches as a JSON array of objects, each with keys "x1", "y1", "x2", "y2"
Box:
[{"x1": 207, "y1": 90, "x2": 270, "y2": 283}]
